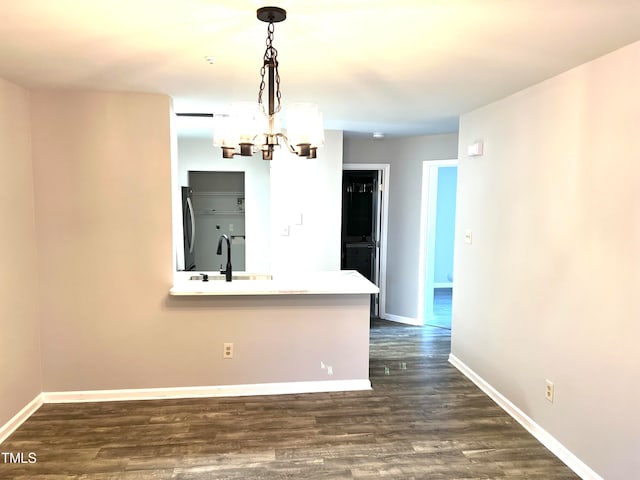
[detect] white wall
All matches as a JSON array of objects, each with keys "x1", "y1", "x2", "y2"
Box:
[
  {"x1": 453, "y1": 40, "x2": 640, "y2": 480},
  {"x1": 0, "y1": 79, "x2": 42, "y2": 429},
  {"x1": 178, "y1": 130, "x2": 344, "y2": 274},
  {"x1": 344, "y1": 134, "x2": 458, "y2": 322},
  {"x1": 270, "y1": 130, "x2": 344, "y2": 273},
  {"x1": 177, "y1": 137, "x2": 271, "y2": 272}
]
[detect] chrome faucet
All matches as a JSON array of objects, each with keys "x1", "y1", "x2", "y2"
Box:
[{"x1": 216, "y1": 234, "x2": 232, "y2": 282}]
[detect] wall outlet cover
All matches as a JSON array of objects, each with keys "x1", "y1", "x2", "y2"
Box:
[
  {"x1": 223, "y1": 342, "x2": 234, "y2": 359},
  {"x1": 545, "y1": 379, "x2": 554, "y2": 403}
]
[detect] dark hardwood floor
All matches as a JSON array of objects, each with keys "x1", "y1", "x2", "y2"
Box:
[{"x1": 1, "y1": 319, "x2": 578, "y2": 479}]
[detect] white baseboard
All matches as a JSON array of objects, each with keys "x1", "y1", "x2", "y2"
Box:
[
  {"x1": 448, "y1": 354, "x2": 603, "y2": 480},
  {"x1": 0, "y1": 394, "x2": 43, "y2": 444},
  {"x1": 41, "y1": 379, "x2": 372, "y2": 404},
  {"x1": 2, "y1": 380, "x2": 371, "y2": 441},
  {"x1": 381, "y1": 312, "x2": 423, "y2": 326}
]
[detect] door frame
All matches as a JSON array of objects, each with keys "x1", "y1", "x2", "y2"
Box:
[
  {"x1": 417, "y1": 159, "x2": 458, "y2": 325},
  {"x1": 343, "y1": 163, "x2": 390, "y2": 317}
]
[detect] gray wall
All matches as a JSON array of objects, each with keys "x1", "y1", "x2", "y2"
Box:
[
  {"x1": 0, "y1": 79, "x2": 42, "y2": 431},
  {"x1": 453, "y1": 40, "x2": 640, "y2": 479},
  {"x1": 343, "y1": 134, "x2": 458, "y2": 321},
  {"x1": 0, "y1": 89, "x2": 361, "y2": 403}
]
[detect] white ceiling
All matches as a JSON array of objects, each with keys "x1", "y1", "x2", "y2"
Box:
[{"x1": 1, "y1": 0, "x2": 639, "y2": 138}]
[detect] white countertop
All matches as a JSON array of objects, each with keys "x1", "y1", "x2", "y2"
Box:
[{"x1": 170, "y1": 270, "x2": 379, "y2": 296}]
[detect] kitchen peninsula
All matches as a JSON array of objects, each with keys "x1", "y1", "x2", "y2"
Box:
[
  {"x1": 169, "y1": 270, "x2": 379, "y2": 395},
  {"x1": 170, "y1": 270, "x2": 378, "y2": 296}
]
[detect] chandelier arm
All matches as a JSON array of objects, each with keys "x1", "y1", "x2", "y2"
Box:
[
  {"x1": 277, "y1": 133, "x2": 297, "y2": 155},
  {"x1": 279, "y1": 133, "x2": 314, "y2": 158}
]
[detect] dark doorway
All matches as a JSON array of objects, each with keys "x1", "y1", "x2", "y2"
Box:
[{"x1": 341, "y1": 170, "x2": 380, "y2": 315}]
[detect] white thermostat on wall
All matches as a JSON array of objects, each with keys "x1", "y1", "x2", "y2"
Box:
[{"x1": 467, "y1": 140, "x2": 484, "y2": 157}]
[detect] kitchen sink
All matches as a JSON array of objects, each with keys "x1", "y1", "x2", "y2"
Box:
[{"x1": 189, "y1": 274, "x2": 273, "y2": 281}]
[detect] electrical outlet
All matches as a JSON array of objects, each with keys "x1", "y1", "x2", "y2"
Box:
[
  {"x1": 545, "y1": 379, "x2": 554, "y2": 403},
  {"x1": 223, "y1": 342, "x2": 234, "y2": 359},
  {"x1": 327, "y1": 366, "x2": 333, "y2": 376}
]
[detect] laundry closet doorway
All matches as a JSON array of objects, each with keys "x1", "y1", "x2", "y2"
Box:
[{"x1": 188, "y1": 171, "x2": 246, "y2": 272}]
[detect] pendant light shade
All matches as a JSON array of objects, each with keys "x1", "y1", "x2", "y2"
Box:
[
  {"x1": 286, "y1": 103, "x2": 324, "y2": 158},
  {"x1": 213, "y1": 103, "x2": 269, "y2": 158}
]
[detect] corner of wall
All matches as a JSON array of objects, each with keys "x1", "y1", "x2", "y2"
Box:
[{"x1": 0, "y1": 77, "x2": 43, "y2": 434}]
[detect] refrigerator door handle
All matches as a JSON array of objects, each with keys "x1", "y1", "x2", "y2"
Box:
[{"x1": 186, "y1": 196, "x2": 195, "y2": 253}]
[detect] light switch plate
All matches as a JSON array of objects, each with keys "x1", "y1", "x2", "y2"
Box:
[
  {"x1": 464, "y1": 229, "x2": 473, "y2": 244},
  {"x1": 280, "y1": 225, "x2": 290, "y2": 236}
]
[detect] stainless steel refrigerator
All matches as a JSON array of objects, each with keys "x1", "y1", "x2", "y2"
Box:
[{"x1": 181, "y1": 186, "x2": 196, "y2": 271}]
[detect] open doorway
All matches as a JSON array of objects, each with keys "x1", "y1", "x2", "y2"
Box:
[
  {"x1": 188, "y1": 171, "x2": 246, "y2": 272},
  {"x1": 342, "y1": 164, "x2": 390, "y2": 318},
  {"x1": 418, "y1": 160, "x2": 458, "y2": 329}
]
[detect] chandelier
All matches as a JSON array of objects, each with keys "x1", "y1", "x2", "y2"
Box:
[{"x1": 213, "y1": 6, "x2": 324, "y2": 160}]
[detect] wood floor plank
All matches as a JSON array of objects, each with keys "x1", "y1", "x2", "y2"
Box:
[{"x1": 0, "y1": 319, "x2": 579, "y2": 479}]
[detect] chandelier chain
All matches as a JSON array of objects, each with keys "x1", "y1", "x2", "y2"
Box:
[{"x1": 258, "y1": 21, "x2": 282, "y2": 115}]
